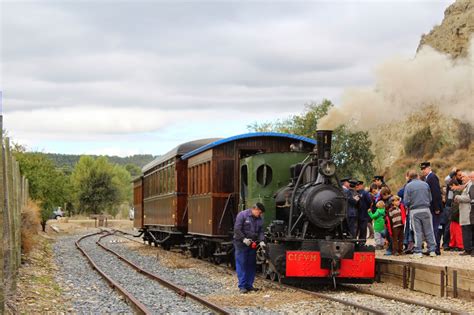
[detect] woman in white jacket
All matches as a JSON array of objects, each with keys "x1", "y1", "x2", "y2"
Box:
[{"x1": 455, "y1": 172, "x2": 474, "y2": 256}]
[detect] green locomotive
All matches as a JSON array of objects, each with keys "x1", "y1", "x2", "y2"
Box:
[{"x1": 239, "y1": 152, "x2": 310, "y2": 227}]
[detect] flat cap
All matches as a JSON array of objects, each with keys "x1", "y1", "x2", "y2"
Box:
[
  {"x1": 373, "y1": 175, "x2": 384, "y2": 181},
  {"x1": 349, "y1": 179, "x2": 358, "y2": 187}
]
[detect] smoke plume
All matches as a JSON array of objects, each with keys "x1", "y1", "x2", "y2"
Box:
[{"x1": 318, "y1": 39, "x2": 474, "y2": 130}]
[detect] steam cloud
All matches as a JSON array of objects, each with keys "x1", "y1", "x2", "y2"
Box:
[{"x1": 318, "y1": 39, "x2": 474, "y2": 130}]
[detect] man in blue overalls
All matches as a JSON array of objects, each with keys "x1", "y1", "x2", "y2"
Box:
[{"x1": 233, "y1": 203, "x2": 265, "y2": 294}]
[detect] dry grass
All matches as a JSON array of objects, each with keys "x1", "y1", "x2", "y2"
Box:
[
  {"x1": 386, "y1": 142, "x2": 474, "y2": 190},
  {"x1": 20, "y1": 200, "x2": 41, "y2": 255},
  {"x1": 8, "y1": 235, "x2": 70, "y2": 313},
  {"x1": 126, "y1": 242, "x2": 193, "y2": 269}
]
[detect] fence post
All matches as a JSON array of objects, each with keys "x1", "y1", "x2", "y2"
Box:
[
  {"x1": 0, "y1": 115, "x2": 4, "y2": 314},
  {"x1": 4, "y1": 138, "x2": 16, "y2": 292},
  {"x1": 14, "y1": 160, "x2": 21, "y2": 268}
]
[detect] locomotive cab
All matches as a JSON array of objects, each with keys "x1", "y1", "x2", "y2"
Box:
[{"x1": 263, "y1": 130, "x2": 375, "y2": 286}]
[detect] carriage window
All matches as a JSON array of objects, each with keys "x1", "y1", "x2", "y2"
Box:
[{"x1": 256, "y1": 164, "x2": 273, "y2": 187}]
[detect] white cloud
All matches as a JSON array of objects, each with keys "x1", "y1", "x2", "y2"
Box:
[{"x1": 0, "y1": 0, "x2": 454, "y2": 154}]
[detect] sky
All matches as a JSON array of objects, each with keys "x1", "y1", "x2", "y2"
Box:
[{"x1": 0, "y1": 0, "x2": 453, "y2": 156}]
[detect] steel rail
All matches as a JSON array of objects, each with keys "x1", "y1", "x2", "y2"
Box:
[
  {"x1": 75, "y1": 232, "x2": 152, "y2": 315},
  {"x1": 98, "y1": 232, "x2": 230, "y2": 315},
  {"x1": 111, "y1": 230, "x2": 384, "y2": 314},
  {"x1": 341, "y1": 285, "x2": 463, "y2": 315},
  {"x1": 113, "y1": 229, "x2": 466, "y2": 315}
]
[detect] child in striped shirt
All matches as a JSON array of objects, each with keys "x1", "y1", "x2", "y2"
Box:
[{"x1": 388, "y1": 196, "x2": 406, "y2": 255}]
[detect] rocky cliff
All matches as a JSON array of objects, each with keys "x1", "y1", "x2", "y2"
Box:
[
  {"x1": 418, "y1": 0, "x2": 474, "y2": 58},
  {"x1": 375, "y1": 0, "x2": 474, "y2": 187}
]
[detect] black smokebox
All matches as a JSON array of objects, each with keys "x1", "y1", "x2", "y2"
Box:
[{"x1": 316, "y1": 130, "x2": 333, "y2": 160}]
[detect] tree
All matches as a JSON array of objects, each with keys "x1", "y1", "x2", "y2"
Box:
[
  {"x1": 71, "y1": 156, "x2": 132, "y2": 215},
  {"x1": 14, "y1": 152, "x2": 72, "y2": 231},
  {"x1": 125, "y1": 163, "x2": 142, "y2": 178},
  {"x1": 331, "y1": 125, "x2": 375, "y2": 182},
  {"x1": 248, "y1": 99, "x2": 333, "y2": 136},
  {"x1": 248, "y1": 99, "x2": 375, "y2": 182}
]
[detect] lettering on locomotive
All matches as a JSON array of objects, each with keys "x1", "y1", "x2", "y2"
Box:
[{"x1": 287, "y1": 252, "x2": 319, "y2": 262}]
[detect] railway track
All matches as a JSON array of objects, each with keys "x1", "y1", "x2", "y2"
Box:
[
  {"x1": 111, "y1": 228, "x2": 465, "y2": 315},
  {"x1": 75, "y1": 230, "x2": 230, "y2": 315}
]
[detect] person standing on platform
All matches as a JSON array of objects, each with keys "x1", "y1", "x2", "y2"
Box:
[
  {"x1": 443, "y1": 169, "x2": 463, "y2": 250},
  {"x1": 368, "y1": 201, "x2": 386, "y2": 250},
  {"x1": 380, "y1": 187, "x2": 393, "y2": 256},
  {"x1": 233, "y1": 203, "x2": 266, "y2": 293},
  {"x1": 387, "y1": 196, "x2": 406, "y2": 255},
  {"x1": 455, "y1": 171, "x2": 474, "y2": 256},
  {"x1": 421, "y1": 162, "x2": 444, "y2": 255},
  {"x1": 356, "y1": 180, "x2": 372, "y2": 244},
  {"x1": 398, "y1": 171, "x2": 414, "y2": 254},
  {"x1": 403, "y1": 170, "x2": 437, "y2": 258},
  {"x1": 347, "y1": 179, "x2": 361, "y2": 238}
]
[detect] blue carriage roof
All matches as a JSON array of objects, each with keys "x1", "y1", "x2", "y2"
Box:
[{"x1": 181, "y1": 132, "x2": 316, "y2": 160}]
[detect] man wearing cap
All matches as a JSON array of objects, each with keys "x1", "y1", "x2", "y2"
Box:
[
  {"x1": 421, "y1": 162, "x2": 444, "y2": 255},
  {"x1": 345, "y1": 179, "x2": 360, "y2": 237},
  {"x1": 356, "y1": 180, "x2": 372, "y2": 244},
  {"x1": 373, "y1": 175, "x2": 388, "y2": 190},
  {"x1": 233, "y1": 203, "x2": 266, "y2": 293}
]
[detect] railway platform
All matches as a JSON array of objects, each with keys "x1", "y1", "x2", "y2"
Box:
[{"x1": 374, "y1": 250, "x2": 474, "y2": 301}]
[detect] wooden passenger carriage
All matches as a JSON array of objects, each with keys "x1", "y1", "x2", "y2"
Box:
[
  {"x1": 181, "y1": 133, "x2": 315, "y2": 238},
  {"x1": 132, "y1": 138, "x2": 218, "y2": 247}
]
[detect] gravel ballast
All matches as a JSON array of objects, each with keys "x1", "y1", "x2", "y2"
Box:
[
  {"x1": 108, "y1": 232, "x2": 469, "y2": 314},
  {"x1": 52, "y1": 230, "x2": 473, "y2": 314},
  {"x1": 53, "y1": 234, "x2": 132, "y2": 313},
  {"x1": 78, "y1": 233, "x2": 212, "y2": 314}
]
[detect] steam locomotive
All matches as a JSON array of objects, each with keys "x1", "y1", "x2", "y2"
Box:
[{"x1": 132, "y1": 130, "x2": 375, "y2": 285}]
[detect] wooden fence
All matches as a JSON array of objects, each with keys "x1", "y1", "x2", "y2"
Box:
[{"x1": 0, "y1": 115, "x2": 29, "y2": 313}]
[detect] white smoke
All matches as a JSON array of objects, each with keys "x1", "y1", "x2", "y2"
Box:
[{"x1": 319, "y1": 39, "x2": 474, "y2": 130}]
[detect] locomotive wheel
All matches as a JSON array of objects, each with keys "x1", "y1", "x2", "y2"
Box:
[
  {"x1": 270, "y1": 271, "x2": 282, "y2": 283},
  {"x1": 212, "y1": 256, "x2": 222, "y2": 265},
  {"x1": 261, "y1": 263, "x2": 270, "y2": 279},
  {"x1": 190, "y1": 249, "x2": 198, "y2": 258},
  {"x1": 270, "y1": 271, "x2": 277, "y2": 282},
  {"x1": 198, "y1": 243, "x2": 207, "y2": 259},
  {"x1": 153, "y1": 241, "x2": 158, "y2": 247}
]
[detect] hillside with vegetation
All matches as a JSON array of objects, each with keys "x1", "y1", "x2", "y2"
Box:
[
  {"x1": 40, "y1": 153, "x2": 155, "y2": 173},
  {"x1": 381, "y1": 0, "x2": 474, "y2": 188}
]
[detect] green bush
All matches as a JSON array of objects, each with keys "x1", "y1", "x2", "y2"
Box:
[{"x1": 404, "y1": 126, "x2": 444, "y2": 158}]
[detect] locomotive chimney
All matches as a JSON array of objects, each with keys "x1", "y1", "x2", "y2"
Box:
[{"x1": 315, "y1": 130, "x2": 332, "y2": 160}]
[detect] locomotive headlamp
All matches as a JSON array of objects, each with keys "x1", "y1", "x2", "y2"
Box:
[{"x1": 319, "y1": 160, "x2": 336, "y2": 177}]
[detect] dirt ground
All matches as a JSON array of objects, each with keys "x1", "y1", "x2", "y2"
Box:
[
  {"x1": 124, "y1": 241, "x2": 316, "y2": 309},
  {"x1": 48, "y1": 218, "x2": 133, "y2": 235},
  {"x1": 7, "y1": 219, "x2": 132, "y2": 314}
]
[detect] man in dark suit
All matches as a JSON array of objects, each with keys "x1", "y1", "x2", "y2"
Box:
[
  {"x1": 421, "y1": 162, "x2": 444, "y2": 255},
  {"x1": 356, "y1": 180, "x2": 372, "y2": 244}
]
